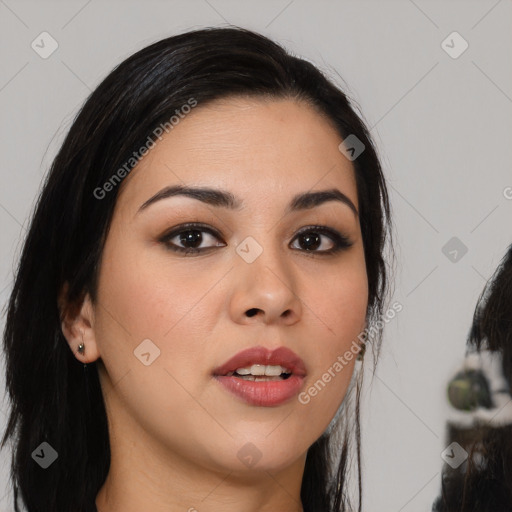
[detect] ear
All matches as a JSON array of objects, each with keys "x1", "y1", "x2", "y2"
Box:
[{"x1": 58, "y1": 282, "x2": 101, "y2": 364}]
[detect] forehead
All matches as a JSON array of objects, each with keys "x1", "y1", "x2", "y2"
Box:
[{"x1": 117, "y1": 97, "x2": 358, "y2": 212}]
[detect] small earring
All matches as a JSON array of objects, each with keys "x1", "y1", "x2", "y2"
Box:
[{"x1": 78, "y1": 342, "x2": 85, "y2": 355}]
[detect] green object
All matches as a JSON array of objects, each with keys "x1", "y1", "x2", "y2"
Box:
[{"x1": 447, "y1": 369, "x2": 493, "y2": 411}]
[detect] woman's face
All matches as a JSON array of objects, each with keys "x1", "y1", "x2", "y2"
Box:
[{"x1": 88, "y1": 97, "x2": 368, "y2": 475}]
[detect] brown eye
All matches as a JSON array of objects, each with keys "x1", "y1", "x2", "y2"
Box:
[
  {"x1": 159, "y1": 223, "x2": 352, "y2": 256},
  {"x1": 296, "y1": 232, "x2": 324, "y2": 251},
  {"x1": 159, "y1": 223, "x2": 226, "y2": 254},
  {"x1": 177, "y1": 229, "x2": 204, "y2": 249},
  {"x1": 290, "y1": 226, "x2": 353, "y2": 254}
]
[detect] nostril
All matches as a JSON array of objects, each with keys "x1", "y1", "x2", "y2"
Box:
[{"x1": 246, "y1": 308, "x2": 260, "y2": 317}]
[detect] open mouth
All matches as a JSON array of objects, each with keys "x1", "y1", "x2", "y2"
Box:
[
  {"x1": 212, "y1": 348, "x2": 306, "y2": 407},
  {"x1": 225, "y1": 365, "x2": 293, "y2": 382},
  {"x1": 226, "y1": 372, "x2": 291, "y2": 382}
]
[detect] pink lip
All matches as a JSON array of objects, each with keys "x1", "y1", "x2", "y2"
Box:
[
  {"x1": 212, "y1": 346, "x2": 307, "y2": 407},
  {"x1": 212, "y1": 346, "x2": 307, "y2": 377}
]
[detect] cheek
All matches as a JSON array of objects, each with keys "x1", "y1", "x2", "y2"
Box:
[
  {"x1": 93, "y1": 246, "x2": 228, "y2": 458},
  {"x1": 307, "y1": 255, "x2": 369, "y2": 352},
  {"x1": 98, "y1": 237, "x2": 212, "y2": 339},
  {"x1": 95, "y1": 240, "x2": 227, "y2": 395},
  {"x1": 295, "y1": 260, "x2": 368, "y2": 428},
  {"x1": 318, "y1": 271, "x2": 368, "y2": 331}
]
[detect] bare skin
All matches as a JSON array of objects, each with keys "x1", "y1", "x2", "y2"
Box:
[{"x1": 60, "y1": 97, "x2": 368, "y2": 512}]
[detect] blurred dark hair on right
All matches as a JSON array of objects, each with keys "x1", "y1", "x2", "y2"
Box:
[{"x1": 433, "y1": 244, "x2": 512, "y2": 512}]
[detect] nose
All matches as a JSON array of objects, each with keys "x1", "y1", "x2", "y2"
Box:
[{"x1": 228, "y1": 243, "x2": 303, "y2": 326}]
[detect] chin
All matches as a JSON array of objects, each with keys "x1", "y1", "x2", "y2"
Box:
[{"x1": 202, "y1": 435, "x2": 306, "y2": 475}]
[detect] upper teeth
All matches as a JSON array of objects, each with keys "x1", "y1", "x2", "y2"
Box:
[{"x1": 235, "y1": 364, "x2": 290, "y2": 376}]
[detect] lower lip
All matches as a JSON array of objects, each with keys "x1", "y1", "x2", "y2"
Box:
[{"x1": 214, "y1": 375, "x2": 305, "y2": 406}]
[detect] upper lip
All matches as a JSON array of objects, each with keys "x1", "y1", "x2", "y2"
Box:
[{"x1": 213, "y1": 346, "x2": 307, "y2": 377}]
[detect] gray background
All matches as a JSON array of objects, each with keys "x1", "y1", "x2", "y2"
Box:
[{"x1": 1, "y1": 0, "x2": 511, "y2": 510}]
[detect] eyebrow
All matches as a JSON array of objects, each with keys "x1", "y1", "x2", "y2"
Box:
[{"x1": 137, "y1": 185, "x2": 358, "y2": 217}]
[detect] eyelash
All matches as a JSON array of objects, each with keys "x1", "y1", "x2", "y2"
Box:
[{"x1": 158, "y1": 222, "x2": 353, "y2": 256}]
